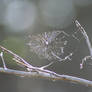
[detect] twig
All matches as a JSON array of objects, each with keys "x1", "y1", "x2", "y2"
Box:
[
  {"x1": 0, "y1": 45, "x2": 33, "y2": 69},
  {"x1": 0, "y1": 21, "x2": 92, "y2": 87},
  {"x1": 0, "y1": 67, "x2": 92, "y2": 87},
  {"x1": 0, "y1": 45, "x2": 92, "y2": 87},
  {"x1": 0, "y1": 52, "x2": 7, "y2": 69},
  {"x1": 75, "y1": 20, "x2": 92, "y2": 56},
  {"x1": 75, "y1": 20, "x2": 92, "y2": 69}
]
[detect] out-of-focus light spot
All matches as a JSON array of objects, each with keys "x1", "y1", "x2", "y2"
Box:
[
  {"x1": 0, "y1": 1, "x2": 6, "y2": 25},
  {"x1": 74, "y1": 0, "x2": 92, "y2": 6},
  {"x1": 39, "y1": 0, "x2": 76, "y2": 29},
  {"x1": 4, "y1": 1, "x2": 38, "y2": 32}
]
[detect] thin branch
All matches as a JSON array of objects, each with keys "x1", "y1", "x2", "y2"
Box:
[
  {"x1": 0, "y1": 67, "x2": 92, "y2": 87},
  {"x1": 75, "y1": 20, "x2": 92, "y2": 56},
  {"x1": 0, "y1": 21, "x2": 92, "y2": 88},
  {"x1": 0, "y1": 45, "x2": 92, "y2": 87},
  {"x1": 75, "y1": 20, "x2": 92, "y2": 69},
  {"x1": 0, "y1": 45, "x2": 33, "y2": 69},
  {"x1": 0, "y1": 52, "x2": 7, "y2": 69}
]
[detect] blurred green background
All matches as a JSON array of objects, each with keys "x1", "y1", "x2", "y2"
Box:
[{"x1": 0, "y1": 0, "x2": 92, "y2": 92}]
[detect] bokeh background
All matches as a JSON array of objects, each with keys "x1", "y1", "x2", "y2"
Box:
[{"x1": 0, "y1": 0, "x2": 92, "y2": 92}]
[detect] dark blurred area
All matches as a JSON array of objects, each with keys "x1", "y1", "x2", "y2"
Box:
[{"x1": 0, "y1": 0, "x2": 92, "y2": 92}]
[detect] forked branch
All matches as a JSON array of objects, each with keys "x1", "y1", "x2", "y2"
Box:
[
  {"x1": 0, "y1": 45, "x2": 92, "y2": 87},
  {"x1": 0, "y1": 66, "x2": 92, "y2": 87},
  {"x1": 0, "y1": 20, "x2": 92, "y2": 87}
]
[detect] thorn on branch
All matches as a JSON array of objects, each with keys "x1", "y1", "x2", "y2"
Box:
[{"x1": 40, "y1": 62, "x2": 53, "y2": 70}]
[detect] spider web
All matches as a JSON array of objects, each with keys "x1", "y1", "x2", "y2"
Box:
[{"x1": 27, "y1": 31, "x2": 75, "y2": 61}]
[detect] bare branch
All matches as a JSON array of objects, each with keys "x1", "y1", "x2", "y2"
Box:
[
  {"x1": 0, "y1": 52, "x2": 7, "y2": 69},
  {"x1": 40, "y1": 62, "x2": 53, "y2": 69},
  {"x1": 75, "y1": 20, "x2": 92, "y2": 69},
  {"x1": 0, "y1": 45, "x2": 92, "y2": 87},
  {"x1": 0, "y1": 45, "x2": 33, "y2": 69},
  {"x1": 0, "y1": 67, "x2": 92, "y2": 87},
  {"x1": 0, "y1": 21, "x2": 92, "y2": 88},
  {"x1": 75, "y1": 20, "x2": 92, "y2": 56}
]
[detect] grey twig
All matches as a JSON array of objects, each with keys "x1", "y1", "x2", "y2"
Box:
[
  {"x1": 0, "y1": 67, "x2": 92, "y2": 87},
  {"x1": 75, "y1": 20, "x2": 92, "y2": 56},
  {"x1": 0, "y1": 45, "x2": 92, "y2": 87},
  {"x1": 0, "y1": 52, "x2": 7, "y2": 69},
  {"x1": 75, "y1": 20, "x2": 92, "y2": 69},
  {"x1": 0, "y1": 21, "x2": 92, "y2": 87},
  {"x1": 0, "y1": 45, "x2": 33, "y2": 69}
]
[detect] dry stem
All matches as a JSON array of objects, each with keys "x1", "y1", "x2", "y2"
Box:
[
  {"x1": 0, "y1": 67, "x2": 92, "y2": 87},
  {"x1": 75, "y1": 20, "x2": 92, "y2": 69},
  {"x1": 0, "y1": 45, "x2": 92, "y2": 87},
  {"x1": 0, "y1": 20, "x2": 92, "y2": 87}
]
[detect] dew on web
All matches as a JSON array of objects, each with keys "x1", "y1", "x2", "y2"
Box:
[{"x1": 28, "y1": 31, "x2": 73, "y2": 62}]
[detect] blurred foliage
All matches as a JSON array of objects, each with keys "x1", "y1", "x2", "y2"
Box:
[
  {"x1": 0, "y1": 36, "x2": 27, "y2": 68},
  {"x1": 0, "y1": 0, "x2": 92, "y2": 92}
]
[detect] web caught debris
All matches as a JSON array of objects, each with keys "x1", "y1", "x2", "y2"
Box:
[{"x1": 28, "y1": 30, "x2": 75, "y2": 62}]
